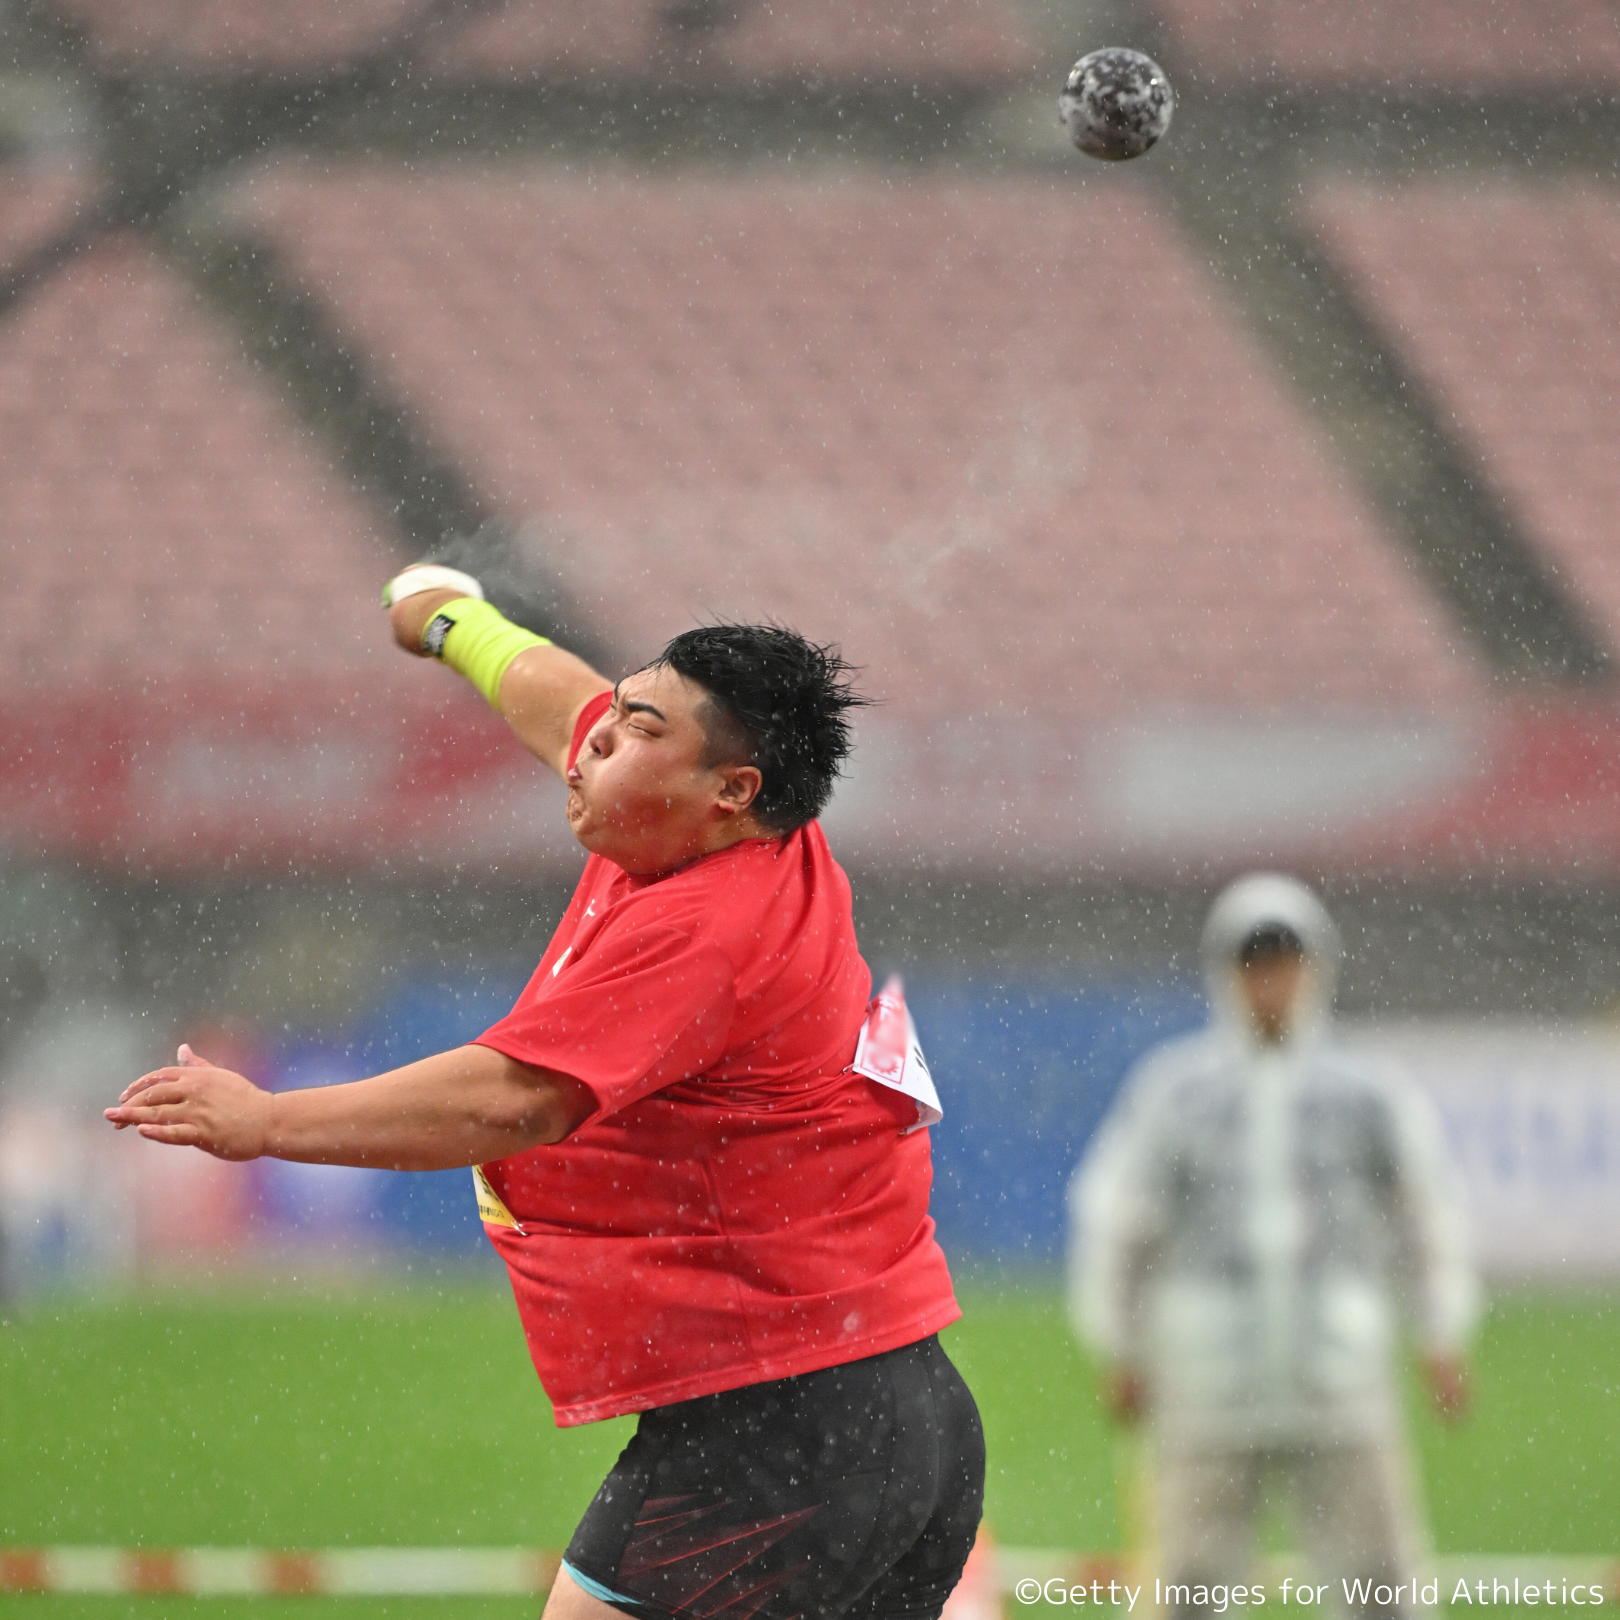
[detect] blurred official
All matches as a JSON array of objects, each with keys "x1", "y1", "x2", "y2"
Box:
[{"x1": 1068, "y1": 875, "x2": 1479, "y2": 1620}]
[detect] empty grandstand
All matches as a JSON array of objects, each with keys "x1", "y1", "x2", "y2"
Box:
[
  {"x1": 235, "y1": 163, "x2": 1496, "y2": 869},
  {"x1": 1138, "y1": 0, "x2": 1620, "y2": 90},
  {"x1": 49, "y1": 0, "x2": 1035, "y2": 87},
  {"x1": 0, "y1": 224, "x2": 564, "y2": 874},
  {"x1": 1308, "y1": 179, "x2": 1620, "y2": 652}
]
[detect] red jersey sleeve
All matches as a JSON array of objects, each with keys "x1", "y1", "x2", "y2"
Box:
[{"x1": 476, "y1": 921, "x2": 736, "y2": 1123}]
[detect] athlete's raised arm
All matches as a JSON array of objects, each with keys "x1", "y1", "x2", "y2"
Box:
[{"x1": 386, "y1": 566, "x2": 611, "y2": 778}]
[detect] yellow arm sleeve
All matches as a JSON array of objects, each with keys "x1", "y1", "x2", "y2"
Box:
[{"x1": 421, "y1": 598, "x2": 552, "y2": 710}]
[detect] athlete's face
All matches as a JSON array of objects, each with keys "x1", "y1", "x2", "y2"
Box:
[{"x1": 565, "y1": 665, "x2": 765, "y2": 875}]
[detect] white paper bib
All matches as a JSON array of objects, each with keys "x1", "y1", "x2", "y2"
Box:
[{"x1": 851, "y1": 975, "x2": 942, "y2": 1133}]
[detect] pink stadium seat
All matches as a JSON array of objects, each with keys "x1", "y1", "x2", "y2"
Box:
[
  {"x1": 429, "y1": 0, "x2": 1035, "y2": 88},
  {"x1": 225, "y1": 163, "x2": 1531, "y2": 868},
  {"x1": 1308, "y1": 179, "x2": 1620, "y2": 653},
  {"x1": 4, "y1": 174, "x2": 1619, "y2": 872},
  {"x1": 1142, "y1": 0, "x2": 1620, "y2": 89},
  {"x1": 49, "y1": 0, "x2": 1034, "y2": 86},
  {"x1": 0, "y1": 165, "x2": 96, "y2": 277},
  {"x1": 50, "y1": 0, "x2": 424, "y2": 72},
  {"x1": 228, "y1": 164, "x2": 1555, "y2": 868}
]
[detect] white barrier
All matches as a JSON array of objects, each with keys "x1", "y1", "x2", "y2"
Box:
[
  {"x1": 3, "y1": 1547, "x2": 1614, "y2": 1600},
  {"x1": 1347, "y1": 1023, "x2": 1620, "y2": 1279}
]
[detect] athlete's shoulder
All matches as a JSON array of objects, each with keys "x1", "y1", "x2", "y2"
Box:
[
  {"x1": 679, "y1": 821, "x2": 843, "y2": 897},
  {"x1": 785, "y1": 818, "x2": 853, "y2": 887},
  {"x1": 578, "y1": 823, "x2": 851, "y2": 963},
  {"x1": 567, "y1": 850, "x2": 634, "y2": 916}
]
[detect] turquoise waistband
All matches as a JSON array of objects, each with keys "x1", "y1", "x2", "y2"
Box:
[{"x1": 560, "y1": 1559, "x2": 638, "y2": 1612}]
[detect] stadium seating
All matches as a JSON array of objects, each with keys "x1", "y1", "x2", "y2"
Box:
[
  {"x1": 427, "y1": 0, "x2": 1035, "y2": 89},
  {"x1": 0, "y1": 226, "x2": 550, "y2": 871},
  {"x1": 48, "y1": 0, "x2": 424, "y2": 73},
  {"x1": 1307, "y1": 179, "x2": 1620, "y2": 655},
  {"x1": 12, "y1": 161, "x2": 1620, "y2": 874},
  {"x1": 241, "y1": 166, "x2": 1480, "y2": 712},
  {"x1": 47, "y1": 0, "x2": 1034, "y2": 86},
  {"x1": 0, "y1": 231, "x2": 394, "y2": 681},
  {"x1": 0, "y1": 165, "x2": 94, "y2": 277},
  {"x1": 1141, "y1": 0, "x2": 1620, "y2": 88},
  {"x1": 236, "y1": 164, "x2": 1492, "y2": 863}
]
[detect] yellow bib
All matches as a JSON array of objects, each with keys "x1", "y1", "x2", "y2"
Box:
[{"x1": 472, "y1": 1164, "x2": 524, "y2": 1231}]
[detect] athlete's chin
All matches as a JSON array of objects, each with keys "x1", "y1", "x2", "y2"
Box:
[
  {"x1": 571, "y1": 823, "x2": 675, "y2": 876},
  {"x1": 569, "y1": 816, "x2": 618, "y2": 862},
  {"x1": 566, "y1": 808, "x2": 600, "y2": 858}
]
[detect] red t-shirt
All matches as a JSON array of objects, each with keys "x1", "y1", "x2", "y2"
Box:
[{"x1": 473, "y1": 693, "x2": 959, "y2": 1426}]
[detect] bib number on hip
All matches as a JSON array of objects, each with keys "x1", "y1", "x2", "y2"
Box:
[
  {"x1": 472, "y1": 1164, "x2": 525, "y2": 1233},
  {"x1": 852, "y1": 975, "x2": 942, "y2": 1133}
]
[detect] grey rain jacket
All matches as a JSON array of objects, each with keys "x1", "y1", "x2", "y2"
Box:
[{"x1": 1068, "y1": 874, "x2": 1480, "y2": 1449}]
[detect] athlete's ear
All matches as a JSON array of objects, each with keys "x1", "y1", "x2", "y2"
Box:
[{"x1": 714, "y1": 764, "x2": 763, "y2": 817}]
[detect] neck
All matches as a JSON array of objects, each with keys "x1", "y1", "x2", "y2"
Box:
[
  {"x1": 617, "y1": 814, "x2": 776, "y2": 878},
  {"x1": 700, "y1": 812, "x2": 775, "y2": 856}
]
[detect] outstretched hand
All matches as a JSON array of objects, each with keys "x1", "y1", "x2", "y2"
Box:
[{"x1": 104, "y1": 1043, "x2": 273, "y2": 1161}]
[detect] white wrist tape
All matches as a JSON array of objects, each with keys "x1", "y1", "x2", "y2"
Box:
[{"x1": 381, "y1": 564, "x2": 487, "y2": 609}]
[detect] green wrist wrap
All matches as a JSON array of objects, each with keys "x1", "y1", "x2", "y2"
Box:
[{"x1": 421, "y1": 598, "x2": 551, "y2": 709}]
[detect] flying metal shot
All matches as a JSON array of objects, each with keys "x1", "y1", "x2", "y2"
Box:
[{"x1": 1059, "y1": 47, "x2": 1176, "y2": 161}]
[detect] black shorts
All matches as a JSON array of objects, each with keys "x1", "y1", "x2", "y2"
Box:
[{"x1": 563, "y1": 1335, "x2": 985, "y2": 1620}]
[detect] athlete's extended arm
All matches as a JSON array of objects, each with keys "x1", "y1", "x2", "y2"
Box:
[
  {"x1": 389, "y1": 583, "x2": 611, "y2": 778},
  {"x1": 104, "y1": 1043, "x2": 596, "y2": 1168}
]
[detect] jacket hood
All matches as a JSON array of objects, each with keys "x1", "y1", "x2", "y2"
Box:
[{"x1": 1200, "y1": 872, "x2": 1341, "y2": 1041}]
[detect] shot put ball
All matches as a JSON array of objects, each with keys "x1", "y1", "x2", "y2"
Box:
[{"x1": 1059, "y1": 47, "x2": 1175, "y2": 161}]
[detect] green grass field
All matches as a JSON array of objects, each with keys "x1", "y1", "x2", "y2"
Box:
[{"x1": 1, "y1": 1278, "x2": 1614, "y2": 1618}]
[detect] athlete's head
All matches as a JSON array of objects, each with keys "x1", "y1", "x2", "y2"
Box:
[{"x1": 565, "y1": 624, "x2": 866, "y2": 875}]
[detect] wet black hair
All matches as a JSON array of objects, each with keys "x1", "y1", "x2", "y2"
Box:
[
  {"x1": 649, "y1": 623, "x2": 869, "y2": 834},
  {"x1": 1236, "y1": 922, "x2": 1306, "y2": 966}
]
